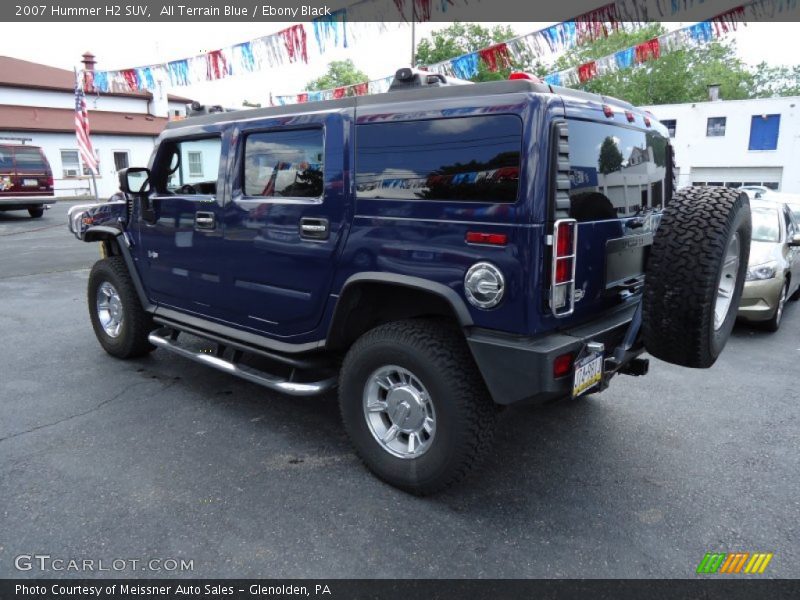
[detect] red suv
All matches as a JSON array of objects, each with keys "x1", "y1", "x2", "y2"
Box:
[{"x1": 0, "y1": 143, "x2": 55, "y2": 218}]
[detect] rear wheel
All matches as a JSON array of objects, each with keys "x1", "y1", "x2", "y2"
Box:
[
  {"x1": 88, "y1": 256, "x2": 155, "y2": 358},
  {"x1": 643, "y1": 186, "x2": 751, "y2": 368},
  {"x1": 338, "y1": 319, "x2": 496, "y2": 495},
  {"x1": 764, "y1": 281, "x2": 788, "y2": 332},
  {"x1": 28, "y1": 207, "x2": 44, "y2": 218}
]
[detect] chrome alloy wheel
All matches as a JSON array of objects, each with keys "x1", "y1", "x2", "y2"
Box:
[
  {"x1": 714, "y1": 231, "x2": 741, "y2": 330},
  {"x1": 363, "y1": 365, "x2": 436, "y2": 459},
  {"x1": 96, "y1": 281, "x2": 124, "y2": 338}
]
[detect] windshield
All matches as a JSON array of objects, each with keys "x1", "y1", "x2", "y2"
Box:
[{"x1": 751, "y1": 207, "x2": 780, "y2": 243}]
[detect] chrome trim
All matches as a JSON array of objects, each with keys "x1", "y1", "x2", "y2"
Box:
[
  {"x1": 464, "y1": 262, "x2": 505, "y2": 309},
  {"x1": 147, "y1": 328, "x2": 335, "y2": 396},
  {"x1": 550, "y1": 218, "x2": 578, "y2": 318}
]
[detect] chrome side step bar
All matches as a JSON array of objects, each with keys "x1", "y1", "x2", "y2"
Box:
[{"x1": 148, "y1": 328, "x2": 336, "y2": 397}]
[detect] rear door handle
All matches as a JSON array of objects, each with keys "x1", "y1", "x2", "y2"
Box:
[
  {"x1": 300, "y1": 217, "x2": 329, "y2": 240},
  {"x1": 195, "y1": 211, "x2": 216, "y2": 230}
]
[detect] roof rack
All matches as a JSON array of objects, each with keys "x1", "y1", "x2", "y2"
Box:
[
  {"x1": 186, "y1": 101, "x2": 238, "y2": 117},
  {"x1": 0, "y1": 136, "x2": 33, "y2": 145}
]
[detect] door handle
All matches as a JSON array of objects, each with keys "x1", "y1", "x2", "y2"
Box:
[
  {"x1": 195, "y1": 211, "x2": 216, "y2": 230},
  {"x1": 300, "y1": 217, "x2": 329, "y2": 240}
]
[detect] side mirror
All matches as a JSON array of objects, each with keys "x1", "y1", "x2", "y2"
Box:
[
  {"x1": 789, "y1": 233, "x2": 800, "y2": 247},
  {"x1": 119, "y1": 167, "x2": 151, "y2": 195}
]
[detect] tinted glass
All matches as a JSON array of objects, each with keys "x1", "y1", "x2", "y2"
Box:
[
  {"x1": 13, "y1": 147, "x2": 46, "y2": 170},
  {"x1": 0, "y1": 147, "x2": 13, "y2": 170},
  {"x1": 567, "y1": 120, "x2": 668, "y2": 221},
  {"x1": 355, "y1": 115, "x2": 522, "y2": 203},
  {"x1": 244, "y1": 129, "x2": 323, "y2": 198}
]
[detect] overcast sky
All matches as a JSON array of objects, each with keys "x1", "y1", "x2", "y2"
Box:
[{"x1": 0, "y1": 21, "x2": 794, "y2": 106}]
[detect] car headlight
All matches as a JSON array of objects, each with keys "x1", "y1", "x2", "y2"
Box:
[
  {"x1": 464, "y1": 262, "x2": 505, "y2": 309},
  {"x1": 745, "y1": 261, "x2": 777, "y2": 281}
]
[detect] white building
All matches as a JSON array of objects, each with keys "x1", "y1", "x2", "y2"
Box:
[
  {"x1": 0, "y1": 54, "x2": 191, "y2": 198},
  {"x1": 642, "y1": 94, "x2": 800, "y2": 193}
]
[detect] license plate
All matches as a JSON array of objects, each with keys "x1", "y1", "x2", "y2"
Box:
[
  {"x1": 23, "y1": 179, "x2": 38, "y2": 186},
  {"x1": 572, "y1": 351, "x2": 603, "y2": 398}
]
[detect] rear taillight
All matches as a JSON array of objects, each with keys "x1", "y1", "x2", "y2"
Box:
[
  {"x1": 550, "y1": 219, "x2": 577, "y2": 317},
  {"x1": 46, "y1": 175, "x2": 54, "y2": 188}
]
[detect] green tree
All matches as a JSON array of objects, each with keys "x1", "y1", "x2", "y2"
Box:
[
  {"x1": 751, "y1": 63, "x2": 800, "y2": 97},
  {"x1": 415, "y1": 23, "x2": 545, "y2": 82},
  {"x1": 546, "y1": 23, "x2": 755, "y2": 105},
  {"x1": 306, "y1": 59, "x2": 368, "y2": 91},
  {"x1": 598, "y1": 137, "x2": 623, "y2": 174}
]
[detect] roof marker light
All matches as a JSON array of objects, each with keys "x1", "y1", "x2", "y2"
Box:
[
  {"x1": 625, "y1": 110, "x2": 635, "y2": 123},
  {"x1": 602, "y1": 105, "x2": 614, "y2": 118}
]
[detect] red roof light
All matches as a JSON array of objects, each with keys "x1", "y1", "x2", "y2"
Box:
[{"x1": 509, "y1": 72, "x2": 542, "y2": 83}]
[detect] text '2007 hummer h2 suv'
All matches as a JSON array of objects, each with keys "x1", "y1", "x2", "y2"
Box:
[{"x1": 68, "y1": 69, "x2": 751, "y2": 494}]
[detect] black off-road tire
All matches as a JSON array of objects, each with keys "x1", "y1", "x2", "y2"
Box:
[
  {"x1": 88, "y1": 256, "x2": 155, "y2": 359},
  {"x1": 28, "y1": 207, "x2": 44, "y2": 218},
  {"x1": 339, "y1": 319, "x2": 496, "y2": 495},
  {"x1": 643, "y1": 186, "x2": 751, "y2": 368}
]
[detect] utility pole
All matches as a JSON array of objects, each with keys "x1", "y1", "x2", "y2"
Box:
[{"x1": 409, "y1": 2, "x2": 416, "y2": 66}]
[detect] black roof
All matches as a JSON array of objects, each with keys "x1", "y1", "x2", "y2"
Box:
[{"x1": 168, "y1": 79, "x2": 638, "y2": 130}]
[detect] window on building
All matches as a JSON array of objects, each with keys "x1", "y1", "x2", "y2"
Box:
[
  {"x1": 661, "y1": 119, "x2": 677, "y2": 137},
  {"x1": 355, "y1": 115, "x2": 522, "y2": 203},
  {"x1": 60, "y1": 150, "x2": 81, "y2": 178},
  {"x1": 244, "y1": 129, "x2": 324, "y2": 198},
  {"x1": 748, "y1": 114, "x2": 780, "y2": 150},
  {"x1": 706, "y1": 117, "x2": 726, "y2": 137},
  {"x1": 187, "y1": 151, "x2": 203, "y2": 177},
  {"x1": 113, "y1": 151, "x2": 129, "y2": 172},
  {"x1": 707, "y1": 181, "x2": 724, "y2": 187},
  {"x1": 725, "y1": 182, "x2": 742, "y2": 189},
  {"x1": 764, "y1": 182, "x2": 779, "y2": 190}
]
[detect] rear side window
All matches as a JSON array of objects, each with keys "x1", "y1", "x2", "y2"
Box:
[
  {"x1": 244, "y1": 129, "x2": 324, "y2": 198},
  {"x1": 355, "y1": 115, "x2": 522, "y2": 203},
  {"x1": 567, "y1": 120, "x2": 668, "y2": 221},
  {"x1": 13, "y1": 147, "x2": 47, "y2": 171}
]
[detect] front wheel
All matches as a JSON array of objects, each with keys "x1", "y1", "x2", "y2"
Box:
[
  {"x1": 764, "y1": 281, "x2": 788, "y2": 332},
  {"x1": 338, "y1": 319, "x2": 496, "y2": 495},
  {"x1": 88, "y1": 256, "x2": 155, "y2": 358}
]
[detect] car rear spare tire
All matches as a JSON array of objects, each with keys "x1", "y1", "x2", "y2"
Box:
[{"x1": 643, "y1": 186, "x2": 751, "y2": 368}]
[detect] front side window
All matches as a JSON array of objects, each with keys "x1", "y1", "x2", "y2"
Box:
[
  {"x1": 707, "y1": 117, "x2": 726, "y2": 137},
  {"x1": 244, "y1": 129, "x2": 323, "y2": 198},
  {"x1": 355, "y1": 115, "x2": 522, "y2": 203},
  {"x1": 566, "y1": 120, "x2": 668, "y2": 221},
  {"x1": 153, "y1": 137, "x2": 221, "y2": 195}
]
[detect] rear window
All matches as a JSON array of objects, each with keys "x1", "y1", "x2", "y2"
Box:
[
  {"x1": 355, "y1": 115, "x2": 522, "y2": 203},
  {"x1": 567, "y1": 120, "x2": 668, "y2": 221},
  {"x1": 13, "y1": 147, "x2": 47, "y2": 171}
]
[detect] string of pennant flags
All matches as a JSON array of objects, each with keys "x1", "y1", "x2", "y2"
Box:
[
  {"x1": 271, "y1": 0, "x2": 796, "y2": 105},
  {"x1": 80, "y1": 0, "x2": 799, "y2": 97}
]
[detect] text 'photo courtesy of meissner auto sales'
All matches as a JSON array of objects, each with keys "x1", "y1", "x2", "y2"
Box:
[{"x1": 1, "y1": 0, "x2": 799, "y2": 598}]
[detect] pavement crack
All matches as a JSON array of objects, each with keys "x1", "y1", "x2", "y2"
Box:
[{"x1": 0, "y1": 379, "x2": 164, "y2": 444}]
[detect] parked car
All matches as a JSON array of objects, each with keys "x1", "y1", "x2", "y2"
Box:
[
  {"x1": 737, "y1": 199, "x2": 800, "y2": 331},
  {"x1": 0, "y1": 142, "x2": 55, "y2": 218},
  {"x1": 67, "y1": 69, "x2": 751, "y2": 494}
]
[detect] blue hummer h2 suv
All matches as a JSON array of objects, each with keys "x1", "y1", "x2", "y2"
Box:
[{"x1": 68, "y1": 69, "x2": 751, "y2": 494}]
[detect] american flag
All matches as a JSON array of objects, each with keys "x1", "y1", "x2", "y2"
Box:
[{"x1": 74, "y1": 71, "x2": 98, "y2": 175}]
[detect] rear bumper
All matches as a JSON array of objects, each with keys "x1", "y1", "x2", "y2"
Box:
[
  {"x1": 0, "y1": 196, "x2": 56, "y2": 208},
  {"x1": 467, "y1": 302, "x2": 643, "y2": 405}
]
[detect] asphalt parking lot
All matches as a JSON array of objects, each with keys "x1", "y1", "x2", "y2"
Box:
[{"x1": 1, "y1": 201, "x2": 798, "y2": 579}]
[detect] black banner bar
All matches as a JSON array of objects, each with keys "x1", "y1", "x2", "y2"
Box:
[
  {"x1": 2, "y1": 0, "x2": 800, "y2": 23},
  {"x1": 2, "y1": 580, "x2": 800, "y2": 600}
]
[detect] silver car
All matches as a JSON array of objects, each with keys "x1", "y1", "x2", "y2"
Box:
[{"x1": 737, "y1": 200, "x2": 800, "y2": 331}]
